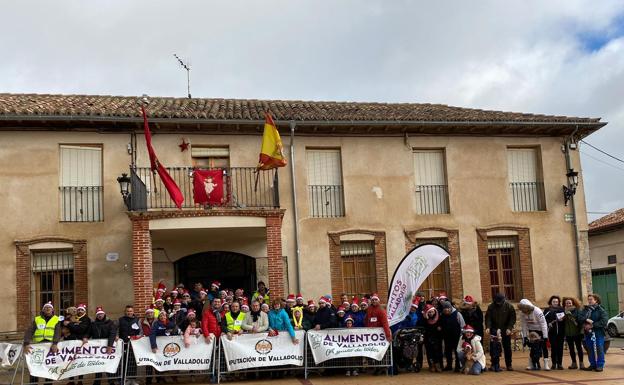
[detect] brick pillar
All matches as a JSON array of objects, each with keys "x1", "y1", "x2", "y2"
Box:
[
  {"x1": 132, "y1": 218, "x2": 153, "y2": 312},
  {"x1": 15, "y1": 244, "x2": 30, "y2": 331},
  {"x1": 266, "y1": 215, "x2": 284, "y2": 300}
]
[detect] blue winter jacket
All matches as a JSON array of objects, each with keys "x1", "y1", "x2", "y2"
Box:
[
  {"x1": 268, "y1": 308, "x2": 296, "y2": 338},
  {"x1": 149, "y1": 319, "x2": 179, "y2": 349},
  {"x1": 345, "y1": 311, "x2": 366, "y2": 327}
]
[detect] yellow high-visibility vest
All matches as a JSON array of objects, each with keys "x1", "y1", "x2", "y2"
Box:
[
  {"x1": 33, "y1": 315, "x2": 59, "y2": 343},
  {"x1": 225, "y1": 312, "x2": 245, "y2": 332}
]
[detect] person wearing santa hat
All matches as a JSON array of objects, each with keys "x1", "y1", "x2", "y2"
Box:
[
  {"x1": 90, "y1": 306, "x2": 117, "y2": 385},
  {"x1": 240, "y1": 299, "x2": 250, "y2": 313},
  {"x1": 345, "y1": 297, "x2": 365, "y2": 327},
  {"x1": 336, "y1": 306, "x2": 347, "y2": 326},
  {"x1": 440, "y1": 300, "x2": 465, "y2": 372},
  {"x1": 242, "y1": 300, "x2": 269, "y2": 334},
  {"x1": 150, "y1": 311, "x2": 179, "y2": 353},
  {"x1": 303, "y1": 300, "x2": 317, "y2": 330},
  {"x1": 295, "y1": 293, "x2": 305, "y2": 307},
  {"x1": 23, "y1": 302, "x2": 60, "y2": 385},
  {"x1": 459, "y1": 295, "x2": 484, "y2": 338},
  {"x1": 201, "y1": 298, "x2": 222, "y2": 343},
  {"x1": 365, "y1": 293, "x2": 392, "y2": 340},
  {"x1": 284, "y1": 294, "x2": 296, "y2": 320},
  {"x1": 423, "y1": 304, "x2": 443, "y2": 372},
  {"x1": 179, "y1": 308, "x2": 200, "y2": 333},
  {"x1": 153, "y1": 294, "x2": 165, "y2": 319},
  {"x1": 344, "y1": 315, "x2": 359, "y2": 377},
  {"x1": 252, "y1": 281, "x2": 270, "y2": 303},
  {"x1": 235, "y1": 288, "x2": 245, "y2": 301},
  {"x1": 68, "y1": 303, "x2": 91, "y2": 343},
  {"x1": 456, "y1": 325, "x2": 486, "y2": 375},
  {"x1": 189, "y1": 290, "x2": 208, "y2": 321},
  {"x1": 313, "y1": 296, "x2": 337, "y2": 330},
  {"x1": 207, "y1": 281, "x2": 220, "y2": 301}
]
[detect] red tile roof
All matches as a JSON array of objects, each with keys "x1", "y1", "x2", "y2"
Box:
[
  {"x1": 0, "y1": 93, "x2": 603, "y2": 123},
  {"x1": 589, "y1": 208, "x2": 624, "y2": 234}
]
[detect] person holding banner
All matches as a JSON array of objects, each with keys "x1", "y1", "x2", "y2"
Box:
[
  {"x1": 365, "y1": 293, "x2": 392, "y2": 341},
  {"x1": 313, "y1": 296, "x2": 337, "y2": 330},
  {"x1": 222, "y1": 301, "x2": 246, "y2": 339},
  {"x1": 150, "y1": 311, "x2": 179, "y2": 353},
  {"x1": 242, "y1": 300, "x2": 269, "y2": 333},
  {"x1": 268, "y1": 299, "x2": 299, "y2": 344},
  {"x1": 90, "y1": 307, "x2": 118, "y2": 385},
  {"x1": 23, "y1": 302, "x2": 60, "y2": 385},
  {"x1": 201, "y1": 299, "x2": 222, "y2": 342}
]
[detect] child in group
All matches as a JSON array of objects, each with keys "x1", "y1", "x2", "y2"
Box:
[
  {"x1": 344, "y1": 316, "x2": 359, "y2": 377},
  {"x1": 489, "y1": 329, "x2": 503, "y2": 372},
  {"x1": 184, "y1": 318, "x2": 203, "y2": 348},
  {"x1": 528, "y1": 331, "x2": 543, "y2": 370}
]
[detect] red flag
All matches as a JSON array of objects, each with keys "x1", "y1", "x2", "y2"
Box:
[
  {"x1": 193, "y1": 169, "x2": 225, "y2": 205},
  {"x1": 141, "y1": 106, "x2": 184, "y2": 209}
]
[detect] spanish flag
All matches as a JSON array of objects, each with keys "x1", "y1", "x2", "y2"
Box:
[{"x1": 257, "y1": 112, "x2": 287, "y2": 170}]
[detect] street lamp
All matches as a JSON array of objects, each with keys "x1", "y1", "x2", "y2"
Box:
[
  {"x1": 563, "y1": 168, "x2": 579, "y2": 206},
  {"x1": 117, "y1": 173, "x2": 131, "y2": 209}
]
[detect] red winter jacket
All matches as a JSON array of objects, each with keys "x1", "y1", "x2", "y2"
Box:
[
  {"x1": 365, "y1": 305, "x2": 392, "y2": 341},
  {"x1": 201, "y1": 308, "x2": 222, "y2": 338}
]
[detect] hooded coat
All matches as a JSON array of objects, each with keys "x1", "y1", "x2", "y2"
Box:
[{"x1": 518, "y1": 299, "x2": 548, "y2": 337}]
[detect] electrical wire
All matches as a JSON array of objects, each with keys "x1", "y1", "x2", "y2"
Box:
[
  {"x1": 580, "y1": 150, "x2": 624, "y2": 173},
  {"x1": 580, "y1": 140, "x2": 624, "y2": 164}
]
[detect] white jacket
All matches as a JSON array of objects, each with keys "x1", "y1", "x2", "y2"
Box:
[
  {"x1": 456, "y1": 335, "x2": 486, "y2": 368},
  {"x1": 518, "y1": 299, "x2": 548, "y2": 337}
]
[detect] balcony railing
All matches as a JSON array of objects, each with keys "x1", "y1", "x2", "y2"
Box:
[
  {"x1": 59, "y1": 186, "x2": 103, "y2": 222},
  {"x1": 128, "y1": 167, "x2": 279, "y2": 211},
  {"x1": 510, "y1": 181, "x2": 545, "y2": 212},
  {"x1": 415, "y1": 185, "x2": 449, "y2": 214},
  {"x1": 308, "y1": 185, "x2": 345, "y2": 218}
]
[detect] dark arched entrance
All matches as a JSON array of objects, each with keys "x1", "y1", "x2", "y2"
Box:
[{"x1": 175, "y1": 251, "x2": 257, "y2": 296}]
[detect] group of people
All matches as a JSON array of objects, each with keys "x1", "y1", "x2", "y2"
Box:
[{"x1": 23, "y1": 278, "x2": 611, "y2": 384}]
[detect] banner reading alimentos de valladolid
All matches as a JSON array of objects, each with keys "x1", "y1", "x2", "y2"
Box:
[{"x1": 307, "y1": 327, "x2": 390, "y2": 364}]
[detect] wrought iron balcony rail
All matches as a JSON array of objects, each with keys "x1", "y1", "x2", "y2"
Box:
[
  {"x1": 59, "y1": 186, "x2": 103, "y2": 222},
  {"x1": 128, "y1": 167, "x2": 279, "y2": 211},
  {"x1": 308, "y1": 185, "x2": 345, "y2": 218},
  {"x1": 510, "y1": 181, "x2": 545, "y2": 212},
  {"x1": 415, "y1": 184, "x2": 449, "y2": 215}
]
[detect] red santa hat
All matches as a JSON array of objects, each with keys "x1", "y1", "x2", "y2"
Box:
[
  {"x1": 319, "y1": 296, "x2": 329, "y2": 304},
  {"x1": 95, "y1": 306, "x2": 105, "y2": 316},
  {"x1": 199, "y1": 290, "x2": 207, "y2": 296},
  {"x1": 307, "y1": 300, "x2": 316, "y2": 308},
  {"x1": 462, "y1": 341, "x2": 472, "y2": 350},
  {"x1": 345, "y1": 315, "x2": 355, "y2": 324},
  {"x1": 171, "y1": 289, "x2": 179, "y2": 296},
  {"x1": 342, "y1": 299, "x2": 351, "y2": 306},
  {"x1": 296, "y1": 293, "x2": 304, "y2": 300},
  {"x1": 463, "y1": 325, "x2": 475, "y2": 334},
  {"x1": 438, "y1": 291, "x2": 448, "y2": 300},
  {"x1": 411, "y1": 296, "x2": 421, "y2": 308},
  {"x1": 145, "y1": 306, "x2": 154, "y2": 314},
  {"x1": 370, "y1": 293, "x2": 380, "y2": 301},
  {"x1": 286, "y1": 294, "x2": 296, "y2": 302},
  {"x1": 156, "y1": 280, "x2": 166, "y2": 293},
  {"x1": 360, "y1": 298, "x2": 369, "y2": 305},
  {"x1": 337, "y1": 306, "x2": 346, "y2": 314},
  {"x1": 42, "y1": 302, "x2": 54, "y2": 311},
  {"x1": 463, "y1": 295, "x2": 474, "y2": 305},
  {"x1": 424, "y1": 304, "x2": 436, "y2": 314},
  {"x1": 173, "y1": 299, "x2": 181, "y2": 305},
  {"x1": 211, "y1": 281, "x2": 220, "y2": 289},
  {"x1": 187, "y1": 309, "x2": 196, "y2": 317},
  {"x1": 76, "y1": 303, "x2": 87, "y2": 311},
  {"x1": 154, "y1": 294, "x2": 164, "y2": 303}
]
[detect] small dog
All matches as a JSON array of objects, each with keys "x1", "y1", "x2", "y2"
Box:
[
  {"x1": 462, "y1": 342, "x2": 474, "y2": 374},
  {"x1": 528, "y1": 332, "x2": 542, "y2": 370},
  {"x1": 64, "y1": 306, "x2": 79, "y2": 323}
]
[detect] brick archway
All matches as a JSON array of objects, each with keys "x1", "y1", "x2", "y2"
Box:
[
  {"x1": 15, "y1": 236, "x2": 88, "y2": 331},
  {"x1": 404, "y1": 228, "x2": 463, "y2": 302}
]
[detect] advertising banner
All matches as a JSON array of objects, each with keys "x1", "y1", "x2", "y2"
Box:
[
  {"x1": 25, "y1": 339, "x2": 123, "y2": 380},
  {"x1": 131, "y1": 335, "x2": 214, "y2": 371},
  {"x1": 0, "y1": 343, "x2": 22, "y2": 367},
  {"x1": 220, "y1": 330, "x2": 305, "y2": 372},
  {"x1": 307, "y1": 327, "x2": 390, "y2": 364}
]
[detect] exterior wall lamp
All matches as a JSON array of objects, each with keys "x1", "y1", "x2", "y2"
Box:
[
  {"x1": 563, "y1": 168, "x2": 579, "y2": 206},
  {"x1": 117, "y1": 173, "x2": 131, "y2": 209}
]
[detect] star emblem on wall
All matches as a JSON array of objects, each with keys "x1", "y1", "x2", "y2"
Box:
[{"x1": 179, "y1": 138, "x2": 190, "y2": 152}]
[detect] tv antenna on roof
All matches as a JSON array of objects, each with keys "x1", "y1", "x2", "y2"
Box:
[{"x1": 173, "y1": 54, "x2": 191, "y2": 98}]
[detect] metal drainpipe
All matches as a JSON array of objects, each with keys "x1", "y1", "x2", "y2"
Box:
[
  {"x1": 564, "y1": 130, "x2": 583, "y2": 299},
  {"x1": 289, "y1": 120, "x2": 302, "y2": 293}
]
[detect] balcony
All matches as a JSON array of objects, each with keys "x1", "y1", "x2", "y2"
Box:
[
  {"x1": 415, "y1": 185, "x2": 449, "y2": 215},
  {"x1": 127, "y1": 167, "x2": 279, "y2": 211},
  {"x1": 510, "y1": 181, "x2": 545, "y2": 212}
]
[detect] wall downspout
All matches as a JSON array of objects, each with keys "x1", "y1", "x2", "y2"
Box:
[
  {"x1": 289, "y1": 120, "x2": 302, "y2": 293},
  {"x1": 564, "y1": 128, "x2": 583, "y2": 299}
]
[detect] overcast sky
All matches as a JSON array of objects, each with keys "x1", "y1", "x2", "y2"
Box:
[{"x1": 2, "y1": 1, "x2": 623, "y2": 222}]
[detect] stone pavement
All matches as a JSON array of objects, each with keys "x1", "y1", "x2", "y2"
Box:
[{"x1": 213, "y1": 338, "x2": 624, "y2": 385}]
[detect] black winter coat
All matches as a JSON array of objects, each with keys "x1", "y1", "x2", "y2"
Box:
[
  {"x1": 439, "y1": 309, "x2": 464, "y2": 341},
  {"x1": 90, "y1": 317, "x2": 117, "y2": 347},
  {"x1": 544, "y1": 306, "x2": 565, "y2": 337},
  {"x1": 313, "y1": 306, "x2": 337, "y2": 329},
  {"x1": 118, "y1": 316, "x2": 141, "y2": 342},
  {"x1": 68, "y1": 316, "x2": 91, "y2": 340},
  {"x1": 459, "y1": 304, "x2": 484, "y2": 337}
]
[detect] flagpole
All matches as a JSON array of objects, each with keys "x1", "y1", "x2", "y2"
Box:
[{"x1": 289, "y1": 120, "x2": 302, "y2": 293}]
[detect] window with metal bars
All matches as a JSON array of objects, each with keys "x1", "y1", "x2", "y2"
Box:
[
  {"x1": 340, "y1": 241, "x2": 376, "y2": 297},
  {"x1": 59, "y1": 145, "x2": 103, "y2": 221},
  {"x1": 414, "y1": 238, "x2": 450, "y2": 299},
  {"x1": 306, "y1": 149, "x2": 345, "y2": 218},
  {"x1": 30, "y1": 250, "x2": 75, "y2": 318},
  {"x1": 413, "y1": 149, "x2": 450, "y2": 215},
  {"x1": 487, "y1": 237, "x2": 521, "y2": 301},
  {"x1": 507, "y1": 147, "x2": 546, "y2": 212}
]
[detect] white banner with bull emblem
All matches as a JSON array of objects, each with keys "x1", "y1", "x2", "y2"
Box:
[
  {"x1": 307, "y1": 327, "x2": 390, "y2": 364},
  {"x1": 220, "y1": 330, "x2": 305, "y2": 371},
  {"x1": 131, "y1": 335, "x2": 214, "y2": 371},
  {"x1": 25, "y1": 339, "x2": 123, "y2": 380},
  {"x1": 387, "y1": 243, "x2": 449, "y2": 327}
]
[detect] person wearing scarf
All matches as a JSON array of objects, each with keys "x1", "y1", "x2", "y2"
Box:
[
  {"x1": 423, "y1": 304, "x2": 443, "y2": 372},
  {"x1": 150, "y1": 311, "x2": 177, "y2": 352},
  {"x1": 291, "y1": 306, "x2": 307, "y2": 330},
  {"x1": 580, "y1": 293, "x2": 608, "y2": 372},
  {"x1": 562, "y1": 297, "x2": 584, "y2": 369},
  {"x1": 242, "y1": 300, "x2": 269, "y2": 333}
]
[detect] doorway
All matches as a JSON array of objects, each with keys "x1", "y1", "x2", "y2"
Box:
[{"x1": 175, "y1": 251, "x2": 257, "y2": 296}]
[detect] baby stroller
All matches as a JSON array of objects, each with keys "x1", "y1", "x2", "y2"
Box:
[{"x1": 393, "y1": 327, "x2": 425, "y2": 373}]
